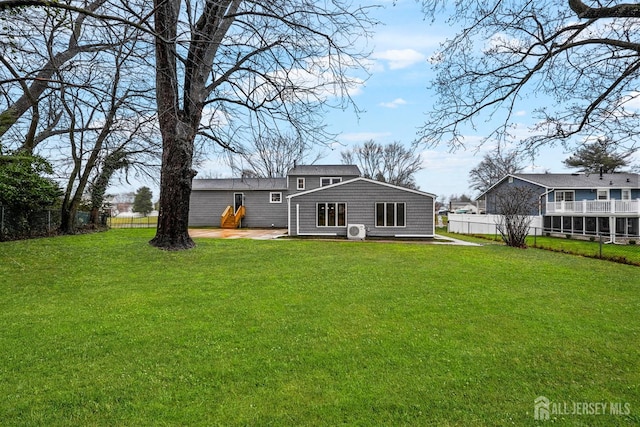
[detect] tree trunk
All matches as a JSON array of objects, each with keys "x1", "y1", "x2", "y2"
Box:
[
  {"x1": 59, "y1": 197, "x2": 79, "y2": 234},
  {"x1": 149, "y1": 122, "x2": 197, "y2": 250},
  {"x1": 149, "y1": 0, "x2": 199, "y2": 250},
  {"x1": 89, "y1": 207, "x2": 100, "y2": 226}
]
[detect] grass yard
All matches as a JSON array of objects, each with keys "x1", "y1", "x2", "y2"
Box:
[
  {"x1": 0, "y1": 229, "x2": 638, "y2": 425},
  {"x1": 438, "y1": 229, "x2": 640, "y2": 265}
]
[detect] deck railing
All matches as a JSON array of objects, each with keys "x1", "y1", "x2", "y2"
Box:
[
  {"x1": 547, "y1": 199, "x2": 640, "y2": 215},
  {"x1": 220, "y1": 205, "x2": 245, "y2": 228}
]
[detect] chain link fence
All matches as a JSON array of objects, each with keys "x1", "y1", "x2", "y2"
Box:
[
  {"x1": 0, "y1": 205, "x2": 157, "y2": 241},
  {"x1": 0, "y1": 206, "x2": 109, "y2": 241},
  {"x1": 0, "y1": 206, "x2": 61, "y2": 241}
]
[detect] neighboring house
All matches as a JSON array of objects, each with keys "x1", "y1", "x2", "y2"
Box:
[
  {"x1": 478, "y1": 172, "x2": 640, "y2": 238},
  {"x1": 189, "y1": 164, "x2": 436, "y2": 239}
]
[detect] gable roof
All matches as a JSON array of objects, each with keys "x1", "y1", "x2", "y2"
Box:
[
  {"x1": 512, "y1": 172, "x2": 640, "y2": 189},
  {"x1": 478, "y1": 172, "x2": 640, "y2": 199},
  {"x1": 192, "y1": 177, "x2": 287, "y2": 191},
  {"x1": 287, "y1": 164, "x2": 361, "y2": 176},
  {"x1": 287, "y1": 177, "x2": 436, "y2": 199}
]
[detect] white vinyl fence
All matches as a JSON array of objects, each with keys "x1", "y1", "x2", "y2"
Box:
[{"x1": 447, "y1": 213, "x2": 543, "y2": 236}]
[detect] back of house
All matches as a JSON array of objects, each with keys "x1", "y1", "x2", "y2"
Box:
[{"x1": 188, "y1": 165, "x2": 361, "y2": 228}]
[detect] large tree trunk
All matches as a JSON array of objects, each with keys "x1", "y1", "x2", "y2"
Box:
[
  {"x1": 149, "y1": 122, "x2": 197, "y2": 250},
  {"x1": 149, "y1": 0, "x2": 204, "y2": 250}
]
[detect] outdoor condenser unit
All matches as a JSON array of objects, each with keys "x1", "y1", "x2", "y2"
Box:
[{"x1": 347, "y1": 224, "x2": 366, "y2": 240}]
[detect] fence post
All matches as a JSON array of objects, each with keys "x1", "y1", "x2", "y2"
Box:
[{"x1": 599, "y1": 234, "x2": 603, "y2": 258}]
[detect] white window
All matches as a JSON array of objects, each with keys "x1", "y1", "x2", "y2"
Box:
[
  {"x1": 555, "y1": 191, "x2": 574, "y2": 202},
  {"x1": 317, "y1": 203, "x2": 346, "y2": 227},
  {"x1": 320, "y1": 177, "x2": 342, "y2": 187},
  {"x1": 597, "y1": 189, "x2": 609, "y2": 200},
  {"x1": 270, "y1": 192, "x2": 282, "y2": 203},
  {"x1": 375, "y1": 202, "x2": 406, "y2": 227},
  {"x1": 297, "y1": 178, "x2": 305, "y2": 190},
  {"x1": 622, "y1": 189, "x2": 631, "y2": 200}
]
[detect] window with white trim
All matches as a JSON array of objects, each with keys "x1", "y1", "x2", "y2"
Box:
[
  {"x1": 297, "y1": 178, "x2": 305, "y2": 190},
  {"x1": 320, "y1": 177, "x2": 341, "y2": 187},
  {"x1": 316, "y1": 203, "x2": 346, "y2": 227},
  {"x1": 375, "y1": 202, "x2": 406, "y2": 227},
  {"x1": 554, "y1": 191, "x2": 574, "y2": 202},
  {"x1": 597, "y1": 189, "x2": 609, "y2": 200},
  {"x1": 622, "y1": 189, "x2": 631, "y2": 200},
  {"x1": 270, "y1": 192, "x2": 282, "y2": 203}
]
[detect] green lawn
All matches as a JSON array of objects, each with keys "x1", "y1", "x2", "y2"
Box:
[
  {"x1": 0, "y1": 229, "x2": 638, "y2": 425},
  {"x1": 438, "y1": 228, "x2": 640, "y2": 265}
]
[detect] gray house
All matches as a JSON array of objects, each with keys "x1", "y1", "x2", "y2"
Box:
[
  {"x1": 479, "y1": 172, "x2": 640, "y2": 237},
  {"x1": 189, "y1": 165, "x2": 435, "y2": 239}
]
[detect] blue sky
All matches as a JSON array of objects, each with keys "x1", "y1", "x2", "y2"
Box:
[
  {"x1": 113, "y1": 0, "x2": 625, "y2": 201},
  {"x1": 317, "y1": 0, "x2": 571, "y2": 199}
]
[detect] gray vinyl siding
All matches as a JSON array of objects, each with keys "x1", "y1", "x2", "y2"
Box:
[
  {"x1": 485, "y1": 178, "x2": 546, "y2": 215},
  {"x1": 189, "y1": 190, "x2": 288, "y2": 227},
  {"x1": 289, "y1": 179, "x2": 434, "y2": 237},
  {"x1": 287, "y1": 173, "x2": 360, "y2": 194}
]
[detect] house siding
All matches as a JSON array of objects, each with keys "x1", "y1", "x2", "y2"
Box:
[
  {"x1": 189, "y1": 190, "x2": 288, "y2": 227},
  {"x1": 287, "y1": 173, "x2": 360, "y2": 194},
  {"x1": 289, "y1": 180, "x2": 434, "y2": 237},
  {"x1": 485, "y1": 178, "x2": 546, "y2": 215},
  {"x1": 478, "y1": 173, "x2": 640, "y2": 239}
]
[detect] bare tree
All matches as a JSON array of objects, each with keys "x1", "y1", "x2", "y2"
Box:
[
  {"x1": 53, "y1": 57, "x2": 158, "y2": 233},
  {"x1": 419, "y1": 1, "x2": 640, "y2": 154},
  {"x1": 1, "y1": 0, "x2": 374, "y2": 248},
  {"x1": 469, "y1": 149, "x2": 524, "y2": 194},
  {"x1": 0, "y1": 2, "x2": 160, "y2": 233},
  {"x1": 341, "y1": 140, "x2": 423, "y2": 189},
  {"x1": 225, "y1": 131, "x2": 324, "y2": 178},
  {"x1": 493, "y1": 186, "x2": 539, "y2": 248},
  {"x1": 149, "y1": 0, "x2": 375, "y2": 250},
  {"x1": 0, "y1": 0, "x2": 142, "y2": 146}
]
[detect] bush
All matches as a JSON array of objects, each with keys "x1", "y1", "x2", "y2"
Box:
[{"x1": 0, "y1": 154, "x2": 61, "y2": 240}]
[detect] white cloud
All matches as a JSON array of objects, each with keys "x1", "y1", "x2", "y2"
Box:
[
  {"x1": 379, "y1": 98, "x2": 407, "y2": 109},
  {"x1": 619, "y1": 91, "x2": 640, "y2": 110},
  {"x1": 374, "y1": 49, "x2": 426, "y2": 70}
]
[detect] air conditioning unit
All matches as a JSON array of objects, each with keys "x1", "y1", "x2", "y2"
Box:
[{"x1": 347, "y1": 224, "x2": 366, "y2": 240}]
